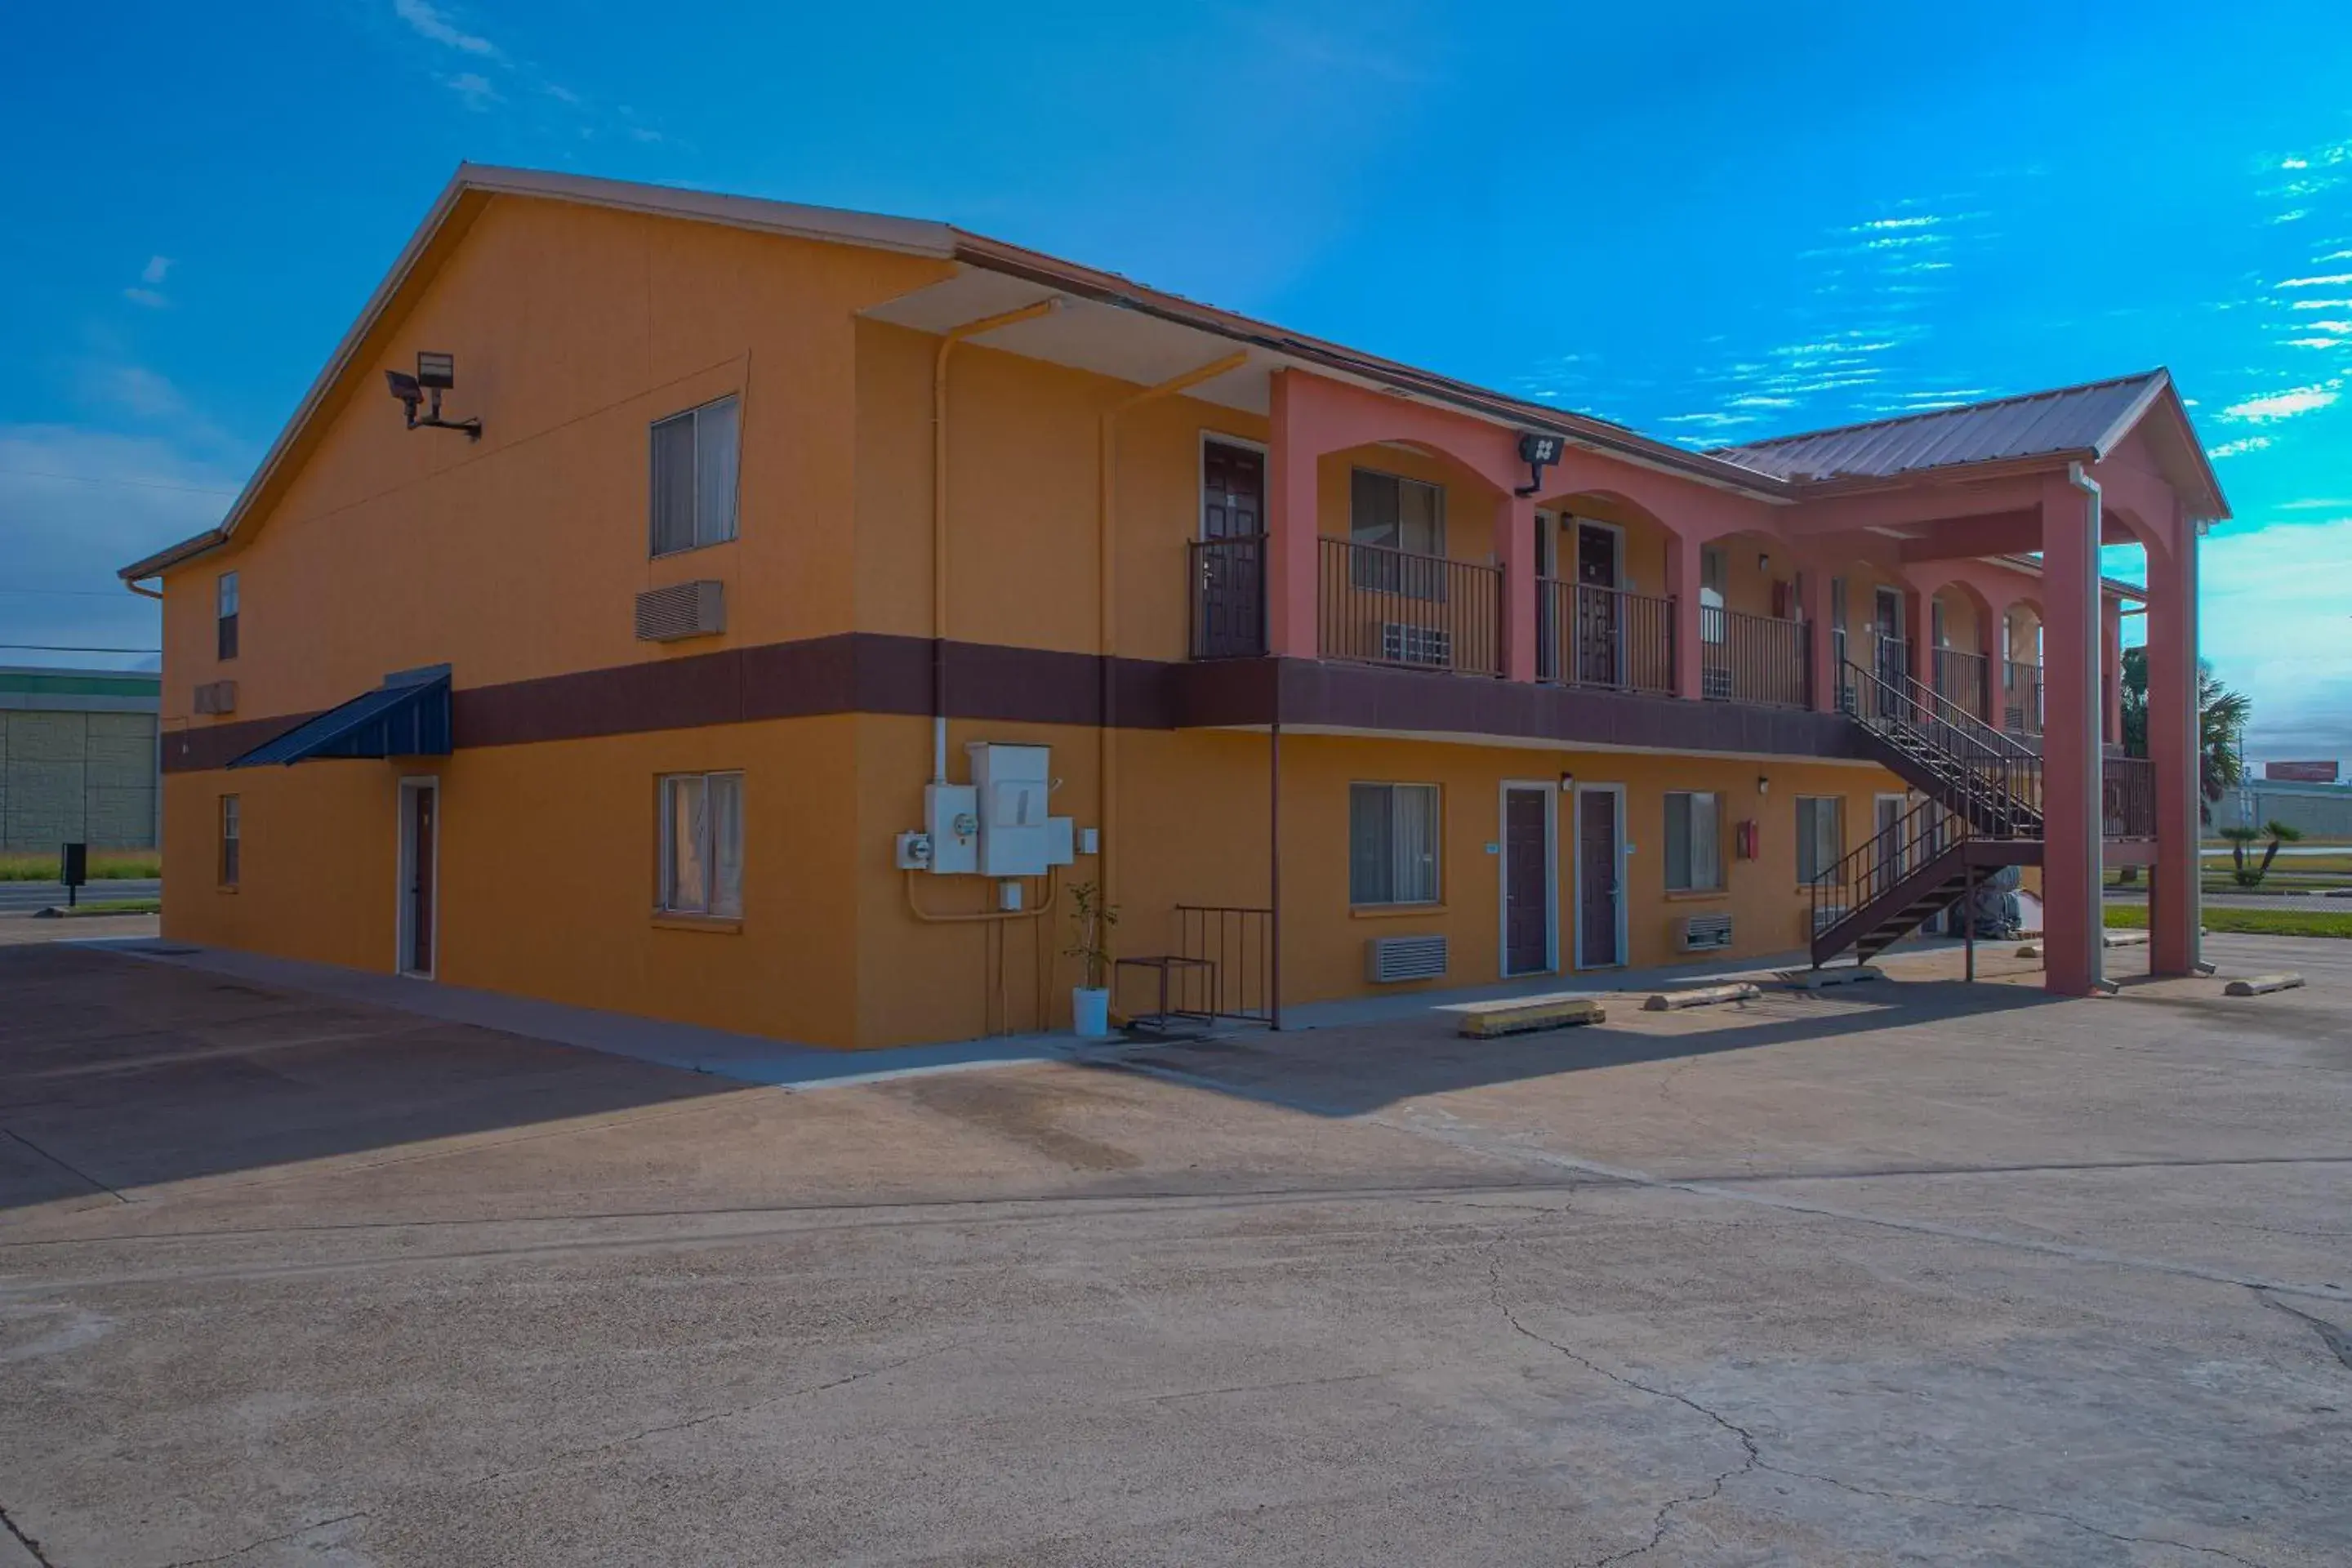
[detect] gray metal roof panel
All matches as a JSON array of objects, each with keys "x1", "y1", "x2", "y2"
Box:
[{"x1": 1710, "y1": 372, "x2": 2167, "y2": 483}]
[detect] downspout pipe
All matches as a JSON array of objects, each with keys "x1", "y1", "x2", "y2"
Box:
[
  {"x1": 932, "y1": 298, "x2": 1059, "y2": 782},
  {"x1": 1096, "y1": 350, "x2": 1246, "y2": 913},
  {"x1": 2066, "y1": 461, "x2": 2109, "y2": 993}
]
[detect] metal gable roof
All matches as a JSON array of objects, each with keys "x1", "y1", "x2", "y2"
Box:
[{"x1": 1708, "y1": 372, "x2": 2171, "y2": 484}]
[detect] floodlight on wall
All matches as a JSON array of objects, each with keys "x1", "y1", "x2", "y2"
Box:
[
  {"x1": 1516, "y1": 431, "x2": 1567, "y2": 497},
  {"x1": 385, "y1": 351, "x2": 481, "y2": 440}
]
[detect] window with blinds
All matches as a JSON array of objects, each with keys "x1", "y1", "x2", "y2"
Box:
[
  {"x1": 1349, "y1": 782, "x2": 1441, "y2": 906},
  {"x1": 649, "y1": 395, "x2": 742, "y2": 557},
  {"x1": 1664, "y1": 791, "x2": 1722, "y2": 893},
  {"x1": 1796, "y1": 795, "x2": 1843, "y2": 883}
]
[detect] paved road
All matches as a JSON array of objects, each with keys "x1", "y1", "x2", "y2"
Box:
[
  {"x1": 1, "y1": 938, "x2": 2345, "y2": 1566},
  {"x1": 0, "y1": 879, "x2": 159, "y2": 915},
  {"x1": 2107, "y1": 883, "x2": 2350, "y2": 911}
]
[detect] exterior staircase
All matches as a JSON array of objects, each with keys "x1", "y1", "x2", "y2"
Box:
[{"x1": 1809, "y1": 662, "x2": 2046, "y2": 967}]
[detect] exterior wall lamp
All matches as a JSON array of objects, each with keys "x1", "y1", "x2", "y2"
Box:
[{"x1": 385, "y1": 351, "x2": 483, "y2": 440}]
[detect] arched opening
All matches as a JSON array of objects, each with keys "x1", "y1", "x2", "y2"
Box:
[
  {"x1": 1691, "y1": 528, "x2": 1811, "y2": 708},
  {"x1": 1314, "y1": 439, "x2": 1508, "y2": 675},
  {"x1": 1998, "y1": 599, "x2": 2046, "y2": 737},
  {"x1": 1535, "y1": 489, "x2": 1677, "y2": 695},
  {"x1": 1926, "y1": 580, "x2": 1997, "y2": 719}
]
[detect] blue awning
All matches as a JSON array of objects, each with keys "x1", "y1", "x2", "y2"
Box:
[{"x1": 229, "y1": 666, "x2": 453, "y2": 768}]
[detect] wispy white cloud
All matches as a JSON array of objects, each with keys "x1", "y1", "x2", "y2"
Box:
[
  {"x1": 2278, "y1": 273, "x2": 2352, "y2": 287},
  {"x1": 122, "y1": 287, "x2": 167, "y2": 309},
  {"x1": 393, "y1": 0, "x2": 497, "y2": 56},
  {"x1": 2207, "y1": 435, "x2": 2276, "y2": 458},
  {"x1": 440, "y1": 71, "x2": 501, "y2": 110},
  {"x1": 140, "y1": 256, "x2": 172, "y2": 286},
  {"x1": 2221, "y1": 383, "x2": 2341, "y2": 421},
  {"x1": 2287, "y1": 337, "x2": 2347, "y2": 350},
  {"x1": 122, "y1": 253, "x2": 174, "y2": 308}
]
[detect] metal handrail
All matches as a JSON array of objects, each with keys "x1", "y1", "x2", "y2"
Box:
[
  {"x1": 1840, "y1": 660, "x2": 2044, "y2": 839},
  {"x1": 1809, "y1": 795, "x2": 1967, "y2": 945},
  {"x1": 1845, "y1": 658, "x2": 2036, "y2": 764}
]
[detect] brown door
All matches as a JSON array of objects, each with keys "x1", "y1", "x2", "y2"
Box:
[
  {"x1": 1575, "y1": 526, "x2": 1620, "y2": 686},
  {"x1": 1196, "y1": 440, "x2": 1266, "y2": 657},
  {"x1": 1503, "y1": 787, "x2": 1551, "y2": 976},
  {"x1": 1578, "y1": 789, "x2": 1620, "y2": 968},
  {"x1": 406, "y1": 785, "x2": 436, "y2": 976}
]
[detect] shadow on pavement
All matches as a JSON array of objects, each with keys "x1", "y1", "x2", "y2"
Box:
[
  {"x1": 0, "y1": 945, "x2": 733, "y2": 1213},
  {"x1": 1107, "y1": 976, "x2": 2063, "y2": 1118}
]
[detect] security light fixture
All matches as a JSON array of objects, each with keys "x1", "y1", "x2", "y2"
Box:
[
  {"x1": 385, "y1": 351, "x2": 481, "y2": 440},
  {"x1": 1516, "y1": 430, "x2": 1566, "y2": 497},
  {"x1": 1756, "y1": 774, "x2": 1771, "y2": 796}
]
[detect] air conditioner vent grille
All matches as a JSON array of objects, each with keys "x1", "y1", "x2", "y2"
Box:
[
  {"x1": 635, "y1": 580, "x2": 726, "y2": 642},
  {"x1": 1678, "y1": 913, "x2": 1734, "y2": 951},
  {"x1": 1366, "y1": 933, "x2": 1449, "y2": 984}
]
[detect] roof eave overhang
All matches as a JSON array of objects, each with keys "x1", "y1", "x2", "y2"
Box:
[{"x1": 947, "y1": 237, "x2": 1794, "y2": 503}]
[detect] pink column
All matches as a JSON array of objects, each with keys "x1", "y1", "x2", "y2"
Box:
[
  {"x1": 1495, "y1": 493, "x2": 1539, "y2": 682},
  {"x1": 1901, "y1": 583, "x2": 1927, "y2": 688},
  {"x1": 2039, "y1": 474, "x2": 2105, "y2": 996},
  {"x1": 1798, "y1": 564, "x2": 1836, "y2": 711},
  {"x1": 1264, "y1": 371, "x2": 1321, "y2": 661},
  {"x1": 2101, "y1": 599, "x2": 2124, "y2": 747},
  {"x1": 1666, "y1": 532, "x2": 1705, "y2": 700},
  {"x1": 2144, "y1": 514, "x2": 2201, "y2": 975}
]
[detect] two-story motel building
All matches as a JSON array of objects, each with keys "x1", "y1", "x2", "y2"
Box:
[{"x1": 122, "y1": 167, "x2": 2216, "y2": 1049}]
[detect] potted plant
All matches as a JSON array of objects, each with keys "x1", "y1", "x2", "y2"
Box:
[{"x1": 1064, "y1": 880, "x2": 1118, "y2": 1040}]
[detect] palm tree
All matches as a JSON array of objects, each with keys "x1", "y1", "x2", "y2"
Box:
[{"x1": 2200, "y1": 665, "x2": 2251, "y2": 826}]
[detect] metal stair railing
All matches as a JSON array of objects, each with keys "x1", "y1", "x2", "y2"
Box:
[
  {"x1": 1839, "y1": 660, "x2": 2042, "y2": 839},
  {"x1": 1808, "y1": 796, "x2": 1967, "y2": 960}
]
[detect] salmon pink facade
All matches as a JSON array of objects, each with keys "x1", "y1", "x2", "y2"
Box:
[{"x1": 124, "y1": 167, "x2": 2222, "y2": 1049}]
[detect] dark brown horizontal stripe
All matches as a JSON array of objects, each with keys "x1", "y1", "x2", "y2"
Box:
[{"x1": 163, "y1": 632, "x2": 1867, "y2": 773}]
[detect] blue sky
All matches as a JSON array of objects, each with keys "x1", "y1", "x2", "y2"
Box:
[{"x1": 6, "y1": 1, "x2": 2347, "y2": 759}]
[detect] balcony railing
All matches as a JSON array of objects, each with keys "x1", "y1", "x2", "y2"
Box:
[
  {"x1": 1700, "y1": 607, "x2": 1811, "y2": 709},
  {"x1": 1933, "y1": 646, "x2": 1989, "y2": 721},
  {"x1": 2103, "y1": 756, "x2": 2156, "y2": 839},
  {"x1": 1318, "y1": 537, "x2": 1500, "y2": 676},
  {"x1": 1189, "y1": 533, "x2": 1267, "y2": 659},
  {"x1": 2004, "y1": 660, "x2": 2044, "y2": 737},
  {"x1": 1537, "y1": 580, "x2": 1677, "y2": 696}
]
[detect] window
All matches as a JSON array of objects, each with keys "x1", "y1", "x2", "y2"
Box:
[
  {"x1": 216, "y1": 572, "x2": 239, "y2": 661},
  {"x1": 1349, "y1": 782, "x2": 1440, "y2": 906},
  {"x1": 658, "y1": 772, "x2": 744, "y2": 918},
  {"x1": 649, "y1": 395, "x2": 742, "y2": 556},
  {"x1": 1663, "y1": 791, "x2": 1722, "y2": 893},
  {"x1": 1796, "y1": 796, "x2": 1843, "y2": 883},
  {"x1": 1349, "y1": 469, "x2": 1446, "y2": 598},
  {"x1": 218, "y1": 795, "x2": 240, "y2": 888}
]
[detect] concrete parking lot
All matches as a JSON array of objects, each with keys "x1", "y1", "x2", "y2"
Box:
[{"x1": 2, "y1": 936, "x2": 2347, "y2": 1566}]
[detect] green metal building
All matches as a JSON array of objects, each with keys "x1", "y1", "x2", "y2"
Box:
[{"x1": 0, "y1": 666, "x2": 161, "y2": 851}]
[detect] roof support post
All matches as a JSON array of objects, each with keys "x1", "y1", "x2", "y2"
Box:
[
  {"x1": 2039, "y1": 469, "x2": 2106, "y2": 996},
  {"x1": 1266, "y1": 370, "x2": 1321, "y2": 662},
  {"x1": 2143, "y1": 505, "x2": 2202, "y2": 976},
  {"x1": 1494, "y1": 492, "x2": 1539, "y2": 682},
  {"x1": 1797, "y1": 564, "x2": 1837, "y2": 712},
  {"x1": 1666, "y1": 531, "x2": 1706, "y2": 702}
]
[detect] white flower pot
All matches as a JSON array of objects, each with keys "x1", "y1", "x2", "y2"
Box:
[{"x1": 1071, "y1": 986, "x2": 1111, "y2": 1040}]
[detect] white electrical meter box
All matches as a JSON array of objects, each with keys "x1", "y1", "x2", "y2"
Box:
[
  {"x1": 924, "y1": 782, "x2": 980, "y2": 875},
  {"x1": 965, "y1": 742, "x2": 1053, "y2": 876}
]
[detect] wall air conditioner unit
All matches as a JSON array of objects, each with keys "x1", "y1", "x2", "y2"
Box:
[
  {"x1": 1380, "y1": 623, "x2": 1451, "y2": 668},
  {"x1": 1810, "y1": 905, "x2": 1847, "y2": 936},
  {"x1": 193, "y1": 679, "x2": 238, "y2": 715},
  {"x1": 635, "y1": 580, "x2": 726, "y2": 642},
  {"x1": 1366, "y1": 933, "x2": 1448, "y2": 984},
  {"x1": 1677, "y1": 913, "x2": 1734, "y2": 952}
]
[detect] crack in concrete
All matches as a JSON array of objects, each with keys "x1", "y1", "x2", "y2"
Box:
[
  {"x1": 1, "y1": 1503, "x2": 58, "y2": 1568},
  {"x1": 0, "y1": 1130, "x2": 127, "y2": 1206},
  {"x1": 2259, "y1": 1290, "x2": 2352, "y2": 1372},
  {"x1": 1481, "y1": 1227, "x2": 1760, "y2": 1566},
  {"x1": 158, "y1": 1511, "x2": 368, "y2": 1568},
  {"x1": 1482, "y1": 1223, "x2": 2271, "y2": 1568}
]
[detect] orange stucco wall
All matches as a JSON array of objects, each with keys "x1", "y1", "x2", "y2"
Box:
[{"x1": 158, "y1": 188, "x2": 2001, "y2": 1049}]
